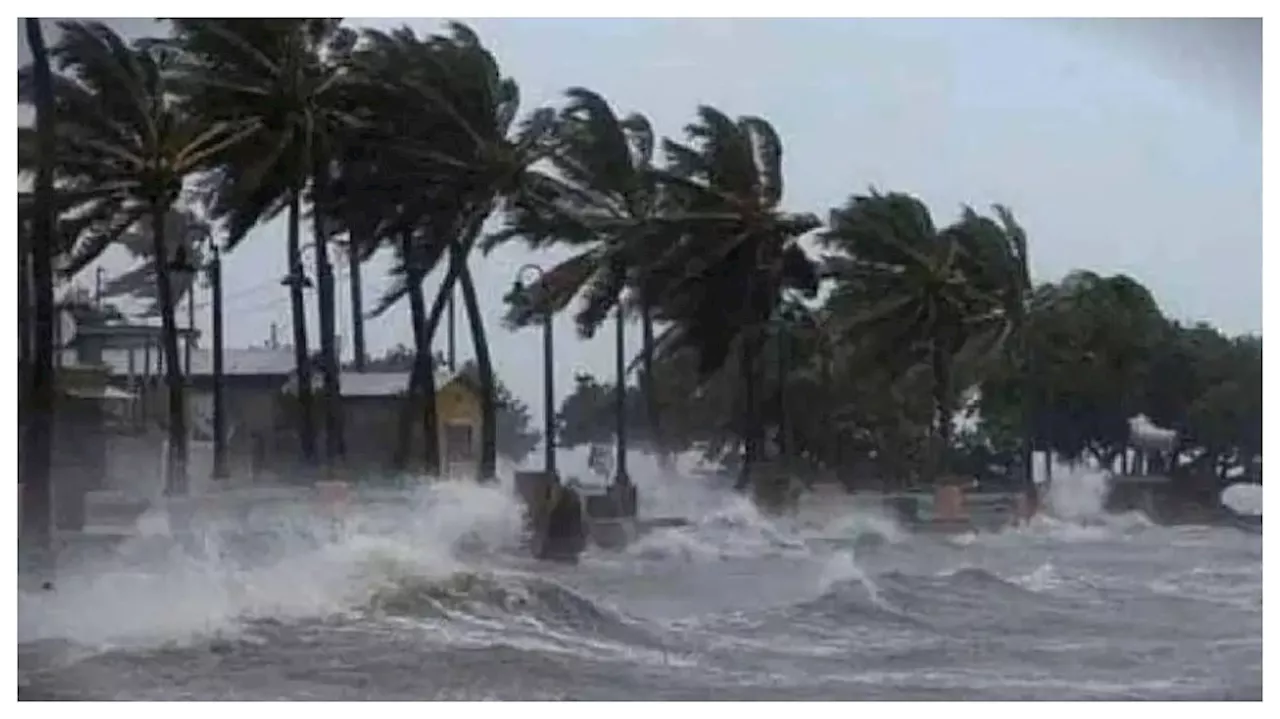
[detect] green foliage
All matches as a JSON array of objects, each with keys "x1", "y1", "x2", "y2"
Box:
[
  {"x1": 18, "y1": 21, "x2": 243, "y2": 274},
  {"x1": 978, "y1": 273, "x2": 1260, "y2": 482},
  {"x1": 555, "y1": 373, "x2": 653, "y2": 450},
  {"x1": 20, "y1": 17, "x2": 1259, "y2": 494},
  {"x1": 819, "y1": 192, "x2": 1032, "y2": 482}
]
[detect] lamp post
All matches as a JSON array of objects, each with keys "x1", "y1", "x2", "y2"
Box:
[
  {"x1": 512, "y1": 264, "x2": 556, "y2": 477},
  {"x1": 613, "y1": 300, "x2": 628, "y2": 489}
]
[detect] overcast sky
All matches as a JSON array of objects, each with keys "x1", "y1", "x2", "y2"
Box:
[{"x1": 17, "y1": 18, "x2": 1263, "y2": 415}]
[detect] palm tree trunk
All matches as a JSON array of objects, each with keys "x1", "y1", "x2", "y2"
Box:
[
  {"x1": 286, "y1": 193, "x2": 317, "y2": 471},
  {"x1": 735, "y1": 335, "x2": 760, "y2": 491},
  {"x1": 929, "y1": 340, "x2": 953, "y2": 486},
  {"x1": 395, "y1": 226, "x2": 477, "y2": 474},
  {"x1": 21, "y1": 17, "x2": 56, "y2": 561},
  {"x1": 348, "y1": 237, "x2": 367, "y2": 372},
  {"x1": 418, "y1": 251, "x2": 473, "y2": 466},
  {"x1": 1018, "y1": 327, "x2": 1037, "y2": 500},
  {"x1": 404, "y1": 268, "x2": 440, "y2": 477},
  {"x1": 456, "y1": 249, "x2": 497, "y2": 482},
  {"x1": 19, "y1": 230, "x2": 30, "y2": 385},
  {"x1": 312, "y1": 188, "x2": 344, "y2": 470},
  {"x1": 639, "y1": 293, "x2": 669, "y2": 471},
  {"x1": 152, "y1": 202, "x2": 188, "y2": 496}
]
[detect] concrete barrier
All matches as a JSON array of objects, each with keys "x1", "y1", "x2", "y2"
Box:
[
  {"x1": 1014, "y1": 491, "x2": 1038, "y2": 524},
  {"x1": 515, "y1": 471, "x2": 557, "y2": 520},
  {"x1": 934, "y1": 485, "x2": 968, "y2": 522},
  {"x1": 513, "y1": 471, "x2": 587, "y2": 562},
  {"x1": 315, "y1": 481, "x2": 351, "y2": 510}
]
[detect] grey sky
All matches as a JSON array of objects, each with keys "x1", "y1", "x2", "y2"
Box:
[{"x1": 17, "y1": 18, "x2": 1263, "y2": 417}]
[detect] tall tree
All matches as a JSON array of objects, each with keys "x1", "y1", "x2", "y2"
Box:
[
  {"x1": 98, "y1": 207, "x2": 213, "y2": 318},
  {"x1": 643, "y1": 107, "x2": 820, "y2": 491},
  {"x1": 20, "y1": 17, "x2": 57, "y2": 556},
  {"x1": 980, "y1": 270, "x2": 1168, "y2": 472},
  {"x1": 820, "y1": 192, "x2": 1024, "y2": 485},
  {"x1": 19, "y1": 21, "x2": 246, "y2": 496},
  {"x1": 350, "y1": 23, "x2": 558, "y2": 481},
  {"x1": 172, "y1": 18, "x2": 360, "y2": 474},
  {"x1": 494, "y1": 87, "x2": 671, "y2": 463}
]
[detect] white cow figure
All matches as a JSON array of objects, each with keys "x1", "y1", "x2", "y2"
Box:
[
  {"x1": 1128, "y1": 414, "x2": 1178, "y2": 474},
  {"x1": 1128, "y1": 414, "x2": 1177, "y2": 452}
]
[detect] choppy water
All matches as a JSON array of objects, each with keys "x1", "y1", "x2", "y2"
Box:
[{"x1": 17, "y1": 465, "x2": 1263, "y2": 700}]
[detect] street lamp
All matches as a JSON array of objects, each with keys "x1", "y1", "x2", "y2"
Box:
[
  {"x1": 511, "y1": 264, "x2": 556, "y2": 477},
  {"x1": 612, "y1": 296, "x2": 629, "y2": 490}
]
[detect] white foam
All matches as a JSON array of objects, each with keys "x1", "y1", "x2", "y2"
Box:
[
  {"x1": 1221, "y1": 483, "x2": 1262, "y2": 516},
  {"x1": 1043, "y1": 467, "x2": 1113, "y2": 522},
  {"x1": 18, "y1": 478, "x2": 526, "y2": 650}
]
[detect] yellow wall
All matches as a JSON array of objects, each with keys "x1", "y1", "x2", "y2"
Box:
[{"x1": 436, "y1": 379, "x2": 482, "y2": 477}]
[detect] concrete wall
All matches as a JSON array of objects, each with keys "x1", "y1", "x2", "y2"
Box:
[{"x1": 102, "y1": 433, "x2": 234, "y2": 498}]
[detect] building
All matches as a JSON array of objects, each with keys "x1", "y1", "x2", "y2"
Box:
[
  {"x1": 95, "y1": 345, "x2": 297, "y2": 491},
  {"x1": 282, "y1": 369, "x2": 483, "y2": 480},
  {"x1": 63, "y1": 313, "x2": 485, "y2": 486},
  {"x1": 60, "y1": 319, "x2": 198, "y2": 375}
]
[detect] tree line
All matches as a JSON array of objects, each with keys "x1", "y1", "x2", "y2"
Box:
[
  {"x1": 557, "y1": 267, "x2": 1261, "y2": 498},
  {"x1": 19, "y1": 19, "x2": 1260, "y2": 514}
]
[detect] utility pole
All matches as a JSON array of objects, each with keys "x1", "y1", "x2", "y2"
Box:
[
  {"x1": 95, "y1": 267, "x2": 104, "y2": 309},
  {"x1": 210, "y1": 245, "x2": 227, "y2": 480}
]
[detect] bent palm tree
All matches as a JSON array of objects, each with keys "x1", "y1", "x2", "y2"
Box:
[
  {"x1": 820, "y1": 192, "x2": 1028, "y2": 485},
  {"x1": 493, "y1": 87, "x2": 671, "y2": 462},
  {"x1": 19, "y1": 21, "x2": 246, "y2": 496},
  {"x1": 172, "y1": 18, "x2": 361, "y2": 473},
  {"x1": 21, "y1": 17, "x2": 57, "y2": 553},
  {"x1": 643, "y1": 107, "x2": 821, "y2": 491},
  {"x1": 352, "y1": 23, "x2": 558, "y2": 480},
  {"x1": 100, "y1": 207, "x2": 213, "y2": 318}
]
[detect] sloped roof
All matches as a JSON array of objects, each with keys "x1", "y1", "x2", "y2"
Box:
[
  {"x1": 281, "y1": 368, "x2": 475, "y2": 398},
  {"x1": 339, "y1": 371, "x2": 410, "y2": 397},
  {"x1": 97, "y1": 347, "x2": 296, "y2": 378}
]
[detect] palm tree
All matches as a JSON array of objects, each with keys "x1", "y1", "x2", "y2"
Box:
[
  {"x1": 350, "y1": 23, "x2": 558, "y2": 481},
  {"x1": 641, "y1": 106, "x2": 821, "y2": 491},
  {"x1": 329, "y1": 29, "x2": 458, "y2": 473},
  {"x1": 171, "y1": 18, "x2": 361, "y2": 474},
  {"x1": 20, "y1": 17, "x2": 57, "y2": 554},
  {"x1": 99, "y1": 207, "x2": 213, "y2": 319},
  {"x1": 820, "y1": 192, "x2": 1028, "y2": 485},
  {"x1": 957, "y1": 205, "x2": 1033, "y2": 491},
  {"x1": 493, "y1": 87, "x2": 671, "y2": 465},
  {"x1": 19, "y1": 21, "x2": 247, "y2": 496}
]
